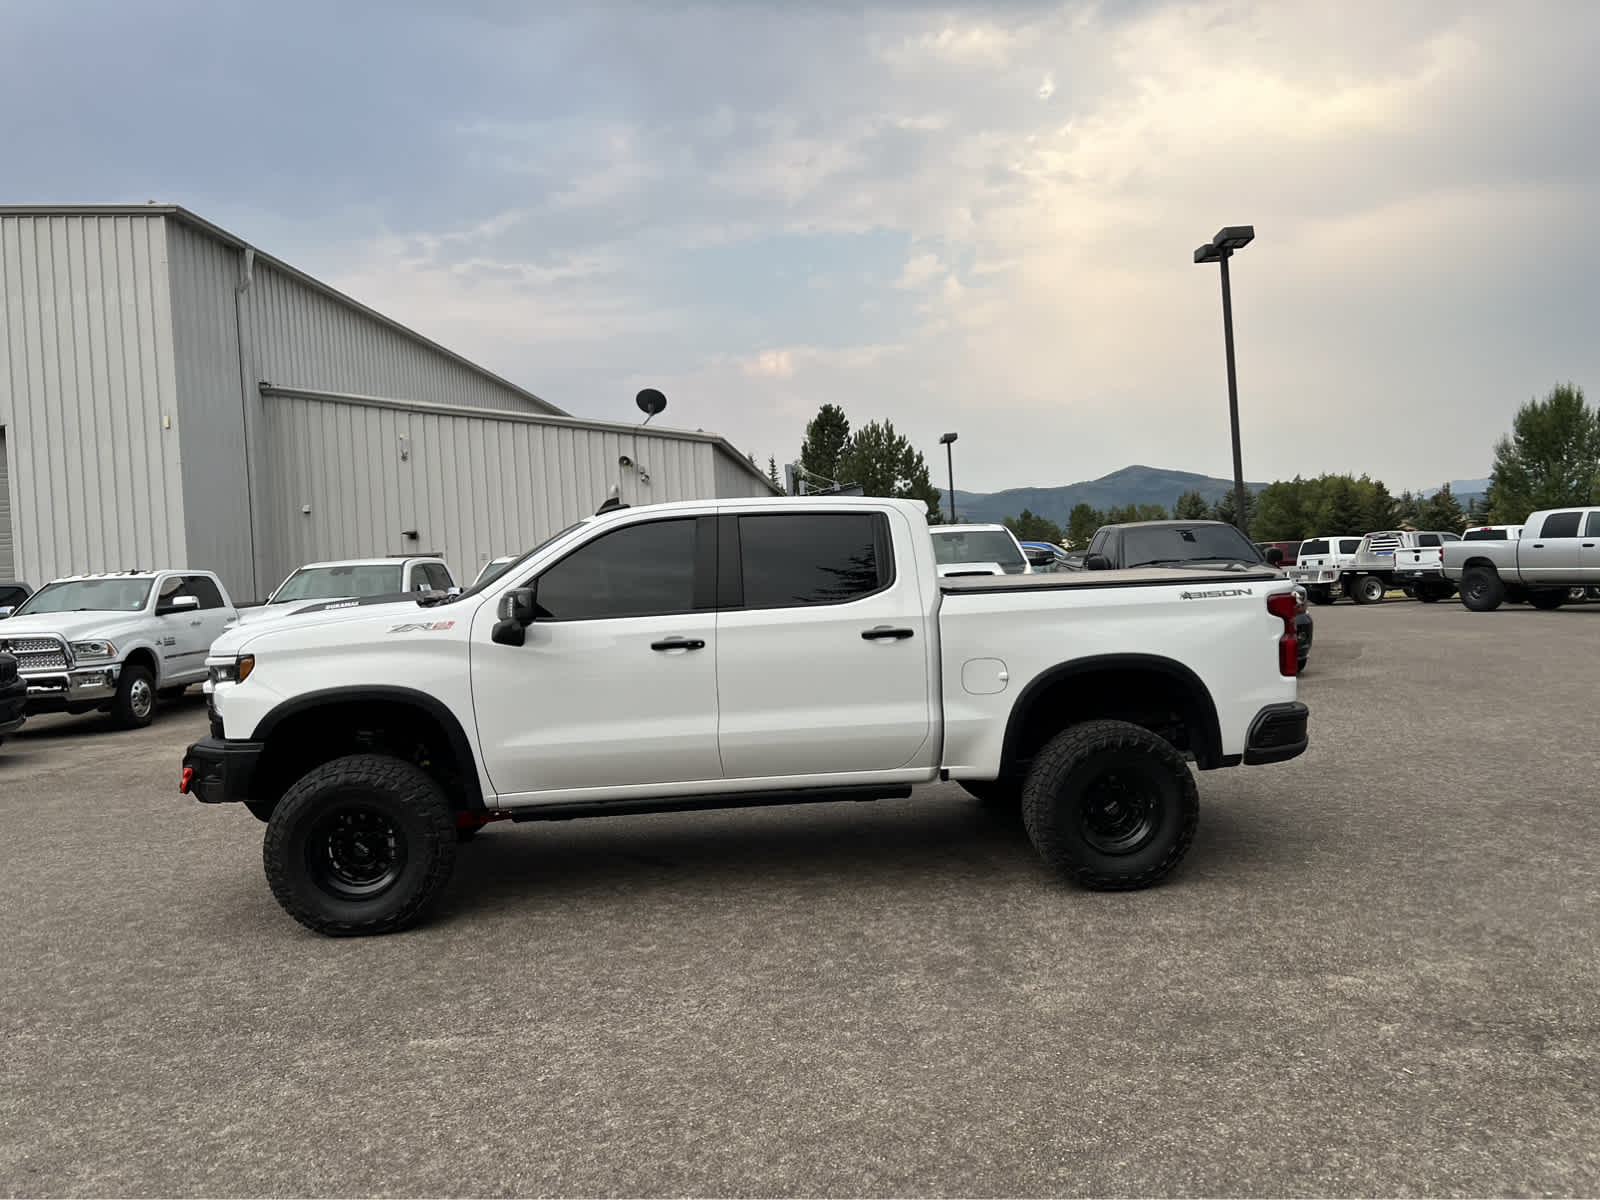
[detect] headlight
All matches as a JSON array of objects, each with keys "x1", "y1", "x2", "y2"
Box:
[
  {"x1": 209, "y1": 654, "x2": 255, "y2": 685},
  {"x1": 71, "y1": 640, "x2": 116, "y2": 660}
]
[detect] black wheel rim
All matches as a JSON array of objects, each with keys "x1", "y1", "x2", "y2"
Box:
[
  {"x1": 1466, "y1": 578, "x2": 1485, "y2": 601},
  {"x1": 1079, "y1": 766, "x2": 1163, "y2": 855},
  {"x1": 305, "y1": 804, "x2": 407, "y2": 900}
]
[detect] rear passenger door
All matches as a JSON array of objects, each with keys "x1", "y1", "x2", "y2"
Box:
[
  {"x1": 1521, "y1": 511, "x2": 1585, "y2": 584},
  {"x1": 183, "y1": 576, "x2": 233, "y2": 662},
  {"x1": 1582, "y1": 511, "x2": 1600, "y2": 580},
  {"x1": 714, "y1": 508, "x2": 932, "y2": 781}
]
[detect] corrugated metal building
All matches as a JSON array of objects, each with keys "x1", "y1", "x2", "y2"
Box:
[{"x1": 0, "y1": 205, "x2": 777, "y2": 599}]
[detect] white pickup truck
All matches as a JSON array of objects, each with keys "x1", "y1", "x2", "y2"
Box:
[
  {"x1": 181, "y1": 496, "x2": 1309, "y2": 937},
  {"x1": 1445, "y1": 506, "x2": 1600, "y2": 611},
  {"x1": 1, "y1": 571, "x2": 236, "y2": 728},
  {"x1": 230, "y1": 556, "x2": 460, "y2": 628}
]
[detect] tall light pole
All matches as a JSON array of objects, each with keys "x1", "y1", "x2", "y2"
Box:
[
  {"x1": 1193, "y1": 225, "x2": 1255, "y2": 532},
  {"x1": 939, "y1": 432, "x2": 959, "y2": 522}
]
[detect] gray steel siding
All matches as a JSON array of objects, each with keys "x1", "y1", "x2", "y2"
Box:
[
  {"x1": 0, "y1": 214, "x2": 185, "y2": 584},
  {"x1": 255, "y1": 394, "x2": 728, "y2": 586},
  {"x1": 713, "y1": 446, "x2": 774, "y2": 498},
  {"x1": 0, "y1": 428, "x2": 12, "y2": 577},
  {"x1": 165, "y1": 220, "x2": 254, "y2": 597}
]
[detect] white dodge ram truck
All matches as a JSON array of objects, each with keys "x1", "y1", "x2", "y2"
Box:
[
  {"x1": 1444, "y1": 506, "x2": 1600, "y2": 610},
  {"x1": 3, "y1": 571, "x2": 236, "y2": 728},
  {"x1": 182, "y1": 497, "x2": 1310, "y2": 937}
]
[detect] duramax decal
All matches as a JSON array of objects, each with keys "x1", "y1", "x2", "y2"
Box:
[
  {"x1": 1179, "y1": 588, "x2": 1254, "y2": 599},
  {"x1": 388, "y1": 621, "x2": 457, "y2": 633}
]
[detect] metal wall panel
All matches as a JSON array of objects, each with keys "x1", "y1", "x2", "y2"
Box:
[
  {"x1": 0, "y1": 428, "x2": 12, "y2": 578},
  {"x1": 255, "y1": 393, "x2": 750, "y2": 587},
  {"x1": 713, "y1": 445, "x2": 775, "y2": 498},
  {"x1": 0, "y1": 214, "x2": 185, "y2": 585}
]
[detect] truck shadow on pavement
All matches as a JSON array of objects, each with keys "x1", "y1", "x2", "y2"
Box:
[{"x1": 11, "y1": 694, "x2": 208, "y2": 741}]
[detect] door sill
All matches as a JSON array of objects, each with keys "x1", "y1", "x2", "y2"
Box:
[{"x1": 506, "y1": 784, "x2": 915, "y2": 823}]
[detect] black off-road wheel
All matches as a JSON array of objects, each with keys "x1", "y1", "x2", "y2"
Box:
[
  {"x1": 1021, "y1": 720, "x2": 1199, "y2": 891},
  {"x1": 1462, "y1": 568, "x2": 1506, "y2": 611},
  {"x1": 110, "y1": 664, "x2": 156, "y2": 729},
  {"x1": 264, "y1": 754, "x2": 457, "y2": 937},
  {"x1": 1527, "y1": 590, "x2": 1566, "y2": 610}
]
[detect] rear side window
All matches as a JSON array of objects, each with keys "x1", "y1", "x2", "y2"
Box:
[
  {"x1": 1417, "y1": 534, "x2": 1441, "y2": 547},
  {"x1": 183, "y1": 576, "x2": 225, "y2": 609},
  {"x1": 738, "y1": 513, "x2": 888, "y2": 608},
  {"x1": 1587, "y1": 512, "x2": 1600, "y2": 537},
  {"x1": 1339, "y1": 539, "x2": 1362, "y2": 553},
  {"x1": 1540, "y1": 511, "x2": 1583, "y2": 538},
  {"x1": 1463, "y1": 529, "x2": 1505, "y2": 540},
  {"x1": 1299, "y1": 539, "x2": 1329, "y2": 556}
]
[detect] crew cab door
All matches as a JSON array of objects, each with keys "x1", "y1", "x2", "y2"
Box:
[
  {"x1": 471, "y1": 514, "x2": 722, "y2": 798},
  {"x1": 714, "y1": 508, "x2": 933, "y2": 780},
  {"x1": 151, "y1": 575, "x2": 211, "y2": 682},
  {"x1": 1584, "y1": 511, "x2": 1600, "y2": 580},
  {"x1": 1520, "y1": 511, "x2": 1586, "y2": 584}
]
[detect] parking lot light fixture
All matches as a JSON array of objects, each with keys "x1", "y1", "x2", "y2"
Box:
[
  {"x1": 1193, "y1": 224, "x2": 1255, "y2": 532},
  {"x1": 939, "y1": 432, "x2": 958, "y2": 522}
]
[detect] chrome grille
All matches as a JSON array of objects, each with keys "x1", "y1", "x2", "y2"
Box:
[{"x1": 0, "y1": 636, "x2": 70, "y2": 671}]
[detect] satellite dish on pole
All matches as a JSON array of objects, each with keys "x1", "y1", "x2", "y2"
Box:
[{"x1": 636, "y1": 388, "x2": 667, "y2": 425}]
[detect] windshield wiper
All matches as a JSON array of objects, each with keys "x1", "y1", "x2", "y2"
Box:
[{"x1": 1126, "y1": 558, "x2": 1188, "y2": 567}]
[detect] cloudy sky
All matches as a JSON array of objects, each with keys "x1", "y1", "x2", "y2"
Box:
[{"x1": 7, "y1": 0, "x2": 1599, "y2": 494}]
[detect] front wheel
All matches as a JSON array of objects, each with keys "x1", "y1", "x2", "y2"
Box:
[
  {"x1": 263, "y1": 754, "x2": 457, "y2": 937},
  {"x1": 110, "y1": 665, "x2": 156, "y2": 729},
  {"x1": 1021, "y1": 720, "x2": 1198, "y2": 891}
]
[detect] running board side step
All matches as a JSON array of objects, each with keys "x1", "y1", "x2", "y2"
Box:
[{"x1": 507, "y1": 785, "x2": 915, "y2": 823}]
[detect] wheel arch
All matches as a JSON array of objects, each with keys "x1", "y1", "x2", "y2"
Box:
[
  {"x1": 249, "y1": 686, "x2": 485, "y2": 813},
  {"x1": 999, "y1": 654, "x2": 1225, "y2": 775},
  {"x1": 121, "y1": 644, "x2": 161, "y2": 681}
]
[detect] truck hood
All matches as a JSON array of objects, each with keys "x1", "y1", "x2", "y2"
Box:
[
  {"x1": 228, "y1": 599, "x2": 357, "y2": 627},
  {"x1": 0, "y1": 610, "x2": 153, "y2": 643},
  {"x1": 212, "y1": 594, "x2": 475, "y2": 657}
]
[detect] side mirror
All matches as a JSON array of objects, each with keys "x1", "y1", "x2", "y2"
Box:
[
  {"x1": 447, "y1": 586, "x2": 462, "y2": 596},
  {"x1": 492, "y1": 586, "x2": 537, "y2": 647},
  {"x1": 0, "y1": 607, "x2": 11, "y2": 619},
  {"x1": 159, "y1": 594, "x2": 201, "y2": 614},
  {"x1": 1085, "y1": 554, "x2": 1112, "y2": 571}
]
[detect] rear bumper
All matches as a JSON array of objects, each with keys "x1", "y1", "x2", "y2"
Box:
[
  {"x1": 1244, "y1": 702, "x2": 1309, "y2": 765},
  {"x1": 180, "y1": 736, "x2": 263, "y2": 805}
]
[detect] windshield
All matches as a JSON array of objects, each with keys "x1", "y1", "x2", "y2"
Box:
[
  {"x1": 455, "y1": 521, "x2": 593, "y2": 600},
  {"x1": 13, "y1": 577, "x2": 153, "y2": 615},
  {"x1": 1122, "y1": 524, "x2": 1264, "y2": 568},
  {"x1": 931, "y1": 530, "x2": 1027, "y2": 573},
  {"x1": 271, "y1": 565, "x2": 403, "y2": 604}
]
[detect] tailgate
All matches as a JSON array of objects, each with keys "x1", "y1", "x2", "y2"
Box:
[{"x1": 1392, "y1": 547, "x2": 1443, "y2": 574}]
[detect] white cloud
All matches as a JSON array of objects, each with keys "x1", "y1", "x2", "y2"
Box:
[{"x1": 1038, "y1": 74, "x2": 1055, "y2": 100}]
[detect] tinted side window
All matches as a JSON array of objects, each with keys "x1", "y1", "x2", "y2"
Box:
[
  {"x1": 421, "y1": 563, "x2": 453, "y2": 592},
  {"x1": 536, "y1": 519, "x2": 698, "y2": 620},
  {"x1": 1339, "y1": 539, "x2": 1362, "y2": 553},
  {"x1": 1586, "y1": 512, "x2": 1600, "y2": 537},
  {"x1": 738, "y1": 513, "x2": 886, "y2": 608},
  {"x1": 184, "y1": 576, "x2": 225, "y2": 609},
  {"x1": 0, "y1": 585, "x2": 27, "y2": 607},
  {"x1": 1299, "y1": 539, "x2": 1329, "y2": 556},
  {"x1": 1541, "y1": 511, "x2": 1582, "y2": 538}
]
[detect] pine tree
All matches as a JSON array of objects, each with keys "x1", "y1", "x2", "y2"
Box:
[
  {"x1": 834, "y1": 420, "x2": 942, "y2": 521},
  {"x1": 767, "y1": 456, "x2": 782, "y2": 488},
  {"x1": 798, "y1": 403, "x2": 851, "y2": 488},
  {"x1": 1173, "y1": 490, "x2": 1210, "y2": 520}
]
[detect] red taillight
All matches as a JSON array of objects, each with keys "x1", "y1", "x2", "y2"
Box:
[
  {"x1": 1266, "y1": 592, "x2": 1299, "y2": 677},
  {"x1": 179, "y1": 766, "x2": 194, "y2": 794}
]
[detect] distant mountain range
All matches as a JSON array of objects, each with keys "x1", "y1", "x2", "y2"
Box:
[
  {"x1": 950, "y1": 465, "x2": 1493, "y2": 525},
  {"x1": 951, "y1": 465, "x2": 1268, "y2": 526}
]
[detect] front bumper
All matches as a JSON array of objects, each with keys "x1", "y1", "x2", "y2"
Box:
[
  {"x1": 180, "y1": 736, "x2": 263, "y2": 805},
  {"x1": 22, "y1": 664, "x2": 120, "y2": 710},
  {"x1": 1244, "y1": 702, "x2": 1309, "y2": 764}
]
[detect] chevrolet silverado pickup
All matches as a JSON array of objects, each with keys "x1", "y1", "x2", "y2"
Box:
[
  {"x1": 3, "y1": 571, "x2": 236, "y2": 728},
  {"x1": 182, "y1": 497, "x2": 1310, "y2": 937},
  {"x1": 1445, "y1": 506, "x2": 1600, "y2": 611}
]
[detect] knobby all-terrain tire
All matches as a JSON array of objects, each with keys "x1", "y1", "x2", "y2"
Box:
[
  {"x1": 1527, "y1": 589, "x2": 1566, "y2": 610},
  {"x1": 110, "y1": 664, "x2": 157, "y2": 729},
  {"x1": 1461, "y1": 567, "x2": 1505, "y2": 612},
  {"x1": 264, "y1": 753, "x2": 457, "y2": 937},
  {"x1": 1021, "y1": 719, "x2": 1199, "y2": 891}
]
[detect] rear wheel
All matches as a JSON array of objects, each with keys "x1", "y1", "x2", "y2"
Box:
[
  {"x1": 1460, "y1": 567, "x2": 1505, "y2": 612},
  {"x1": 1021, "y1": 720, "x2": 1198, "y2": 891},
  {"x1": 1351, "y1": 575, "x2": 1386, "y2": 605},
  {"x1": 264, "y1": 754, "x2": 457, "y2": 937},
  {"x1": 1527, "y1": 590, "x2": 1566, "y2": 610}
]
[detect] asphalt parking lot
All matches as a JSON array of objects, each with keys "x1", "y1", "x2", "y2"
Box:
[{"x1": 2, "y1": 600, "x2": 1597, "y2": 1198}]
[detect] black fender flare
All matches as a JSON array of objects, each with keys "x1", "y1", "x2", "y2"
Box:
[
  {"x1": 250, "y1": 686, "x2": 485, "y2": 810},
  {"x1": 999, "y1": 653, "x2": 1225, "y2": 772}
]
